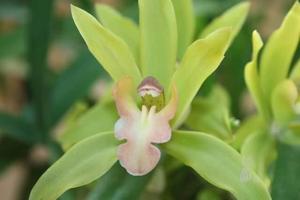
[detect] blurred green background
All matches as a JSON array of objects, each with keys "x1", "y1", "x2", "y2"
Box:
[{"x1": 0, "y1": 0, "x2": 296, "y2": 199}]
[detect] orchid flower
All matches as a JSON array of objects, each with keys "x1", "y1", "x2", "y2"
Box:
[
  {"x1": 30, "y1": 1, "x2": 271, "y2": 200},
  {"x1": 113, "y1": 76, "x2": 177, "y2": 175},
  {"x1": 232, "y1": 0, "x2": 300, "y2": 189}
]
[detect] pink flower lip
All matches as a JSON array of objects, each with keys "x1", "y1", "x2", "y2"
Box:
[{"x1": 113, "y1": 77, "x2": 177, "y2": 175}]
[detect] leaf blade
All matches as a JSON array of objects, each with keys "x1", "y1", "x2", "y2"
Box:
[
  {"x1": 271, "y1": 143, "x2": 300, "y2": 200},
  {"x1": 0, "y1": 113, "x2": 36, "y2": 143},
  {"x1": 49, "y1": 51, "x2": 101, "y2": 125},
  {"x1": 29, "y1": 132, "x2": 118, "y2": 200}
]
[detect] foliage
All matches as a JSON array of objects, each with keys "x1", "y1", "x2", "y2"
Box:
[{"x1": 0, "y1": 0, "x2": 299, "y2": 199}]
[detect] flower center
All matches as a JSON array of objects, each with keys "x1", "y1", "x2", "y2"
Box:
[{"x1": 137, "y1": 76, "x2": 165, "y2": 111}]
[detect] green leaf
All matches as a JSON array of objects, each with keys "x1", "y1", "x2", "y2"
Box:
[
  {"x1": 260, "y1": 2, "x2": 300, "y2": 101},
  {"x1": 171, "y1": 28, "x2": 232, "y2": 128},
  {"x1": 59, "y1": 101, "x2": 118, "y2": 150},
  {"x1": 49, "y1": 51, "x2": 101, "y2": 125},
  {"x1": 0, "y1": 112, "x2": 36, "y2": 143},
  {"x1": 139, "y1": 0, "x2": 177, "y2": 88},
  {"x1": 271, "y1": 80, "x2": 298, "y2": 125},
  {"x1": 95, "y1": 4, "x2": 140, "y2": 63},
  {"x1": 185, "y1": 85, "x2": 233, "y2": 140},
  {"x1": 87, "y1": 164, "x2": 152, "y2": 200},
  {"x1": 164, "y1": 130, "x2": 271, "y2": 200},
  {"x1": 241, "y1": 132, "x2": 275, "y2": 185},
  {"x1": 29, "y1": 132, "x2": 118, "y2": 200},
  {"x1": 71, "y1": 5, "x2": 142, "y2": 85},
  {"x1": 29, "y1": 0, "x2": 54, "y2": 139},
  {"x1": 271, "y1": 142, "x2": 300, "y2": 200},
  {"x1": 0, "y1": 27, "x2": 26, "y2": 58},
  {"x1": 199, "y1": 2, "x2": 250, "y2": 46},
  {"x1": 244, "y1": 31, "x2": 270, "y2": 122},
  {"x1": 171, "y1": 0, "x2": 195, "y2": 59}
]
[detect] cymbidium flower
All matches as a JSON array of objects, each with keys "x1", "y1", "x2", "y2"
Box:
[
  {"x1": 64, "y1": 0, "x2": 236, "y2": 177},
  {"x1": 30, "y1": 1, "x2": 271, "y2": 200},
  {"x1": 234, "y1": 0, "x2": 300, "y2": 188},
  {"x1": 113, "y1": 76, "x2": 177, "y2": 175}
]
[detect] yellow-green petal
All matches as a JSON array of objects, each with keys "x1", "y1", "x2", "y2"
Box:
[
  {"x1": 71, "y1": 5, "x2": 142, "y2": 85},
  {"x1": 184, "y1": 85, "x2": 232, "y2": 140},
  {"x1": 290, "y1": 58, "x2": 300, "y2": 84},
  {"x1": 241, "y1": 132, "x2": 275, "y2": 185},
  {"x1": 171, "y1": 0, "x2": 195, "y2": 59},
  {"x1": 95, "y1": 4, "x2": 140, "y2": 64},
  {"x1": 244, "y1": 31, "x2": 270, "y2": 122},
  {"x1": 271, "y1": 80, "x2": 298, "y2": 124},
  {"x1": 139, "y1": 0, "x2": 177, "y2": 88},
  {"x1": 59, "y1": 101, "x2": 118, "y2": 150},
  {"x1": 171, "y1": 28, "x2": 231, "y2": 128},
  {"x1": 259, "y1": 2, "x2": 300, "y2": 100},
  {"x1": 199, "y1": 2, "x2": 250, "y2": 46},
  {"x1": 231, "y1": 115, "x2": 265, "y2": 150},
  {"x1": 29, "y1": 132, "x2": 118, "y2": 200},
  {"x1": 164, "y1": 130, "x2": 271, "y2": 200}
]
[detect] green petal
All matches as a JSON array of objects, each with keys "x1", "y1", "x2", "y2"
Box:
[
  {"x1": 184, "y1": 85, "x2": 233, "y2": 140},
  {"x1": 59, "y1": 101, "x2": 118, "y2": 150},
  {"x1": 171, "y1": 28, "x2": 231, "y2": 128},
  {"x1": 244, "y1": 31, "x2": 270, "y2": 122},
  {"x1": 199, "y1": 2, "x2": 250, "y2": 46},
  {"x1": 171, "y1": 0, "x2": 195, "y2": 59},
  {"x1": 259, "y1": 2, "x2": 300, "y2": 101},
  {"x1": 290, "y1": 58, "x2": 300, "y2": 83},
  {"x1": 164, "y1": 130, "x2": 271, "y2": 200},
  {"x1": 271, "y1": 80, "x2": 298, "y2": 124},
  {"x1": 241, "y1": 132, "x2": 275, "y2": 185},
  {"x1": 71, "y1": 5, "x2": 142, "y2": 85},
  {"x1": 139, "y1": 0, "x2": 177, "y2": 88},
  {"x1": 231, "y1": 115, "x2": 265, "y2": 150},
  {"x1": 29, "y1": 132, "x2": 118, "y2": 200},
  {"x1": 95, "y1": 4, "x2": 140, "y2": 64}
]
